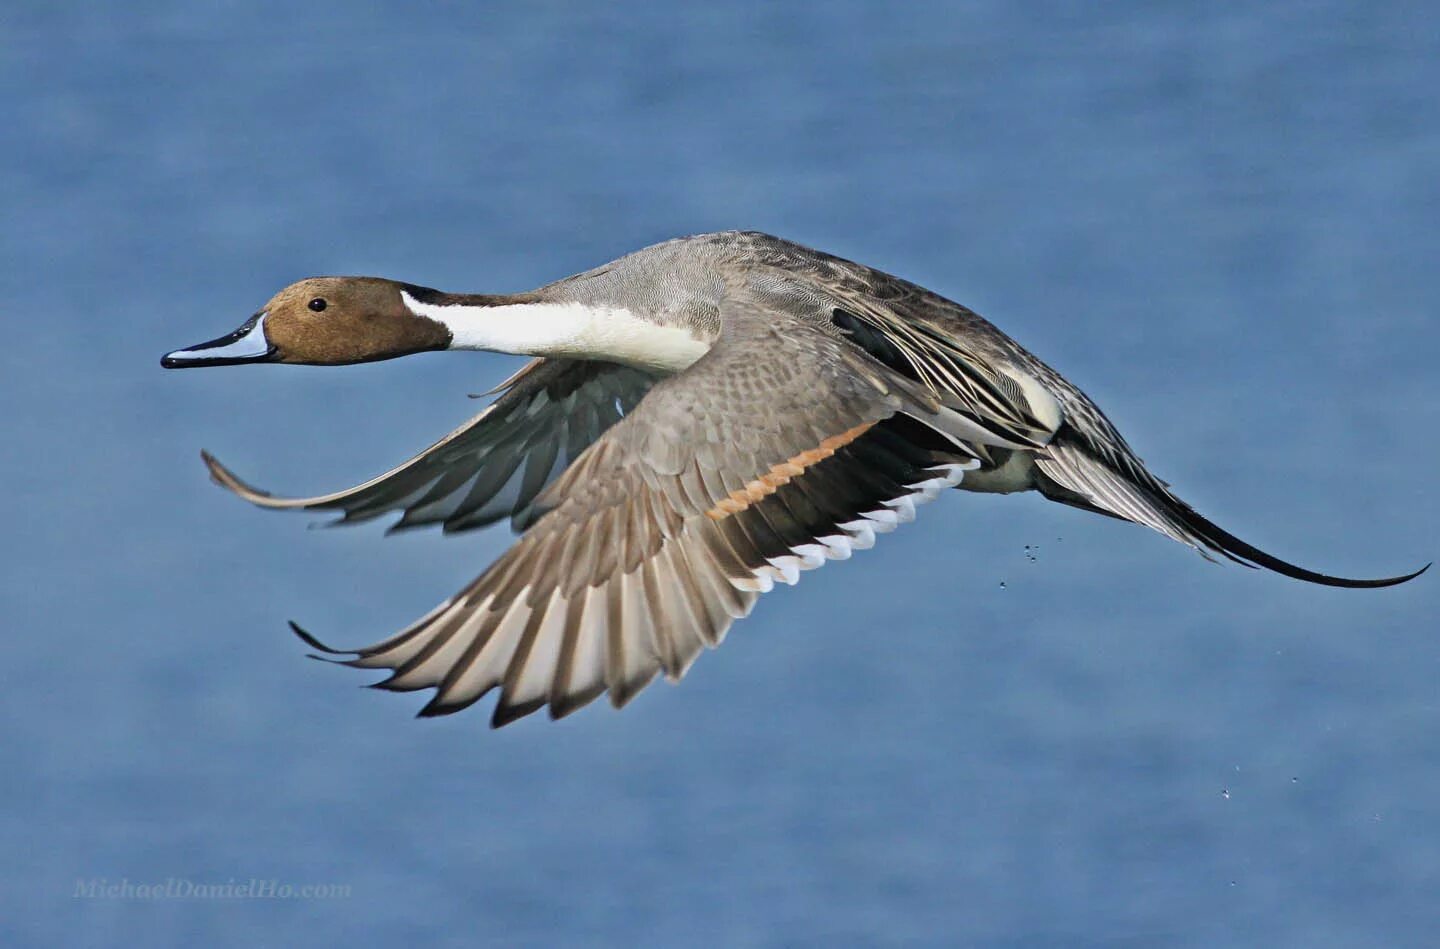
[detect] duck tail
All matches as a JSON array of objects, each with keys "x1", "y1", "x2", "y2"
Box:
[{"x1": 1031, "y1": 430, "x2": 1428, "y2": 589}]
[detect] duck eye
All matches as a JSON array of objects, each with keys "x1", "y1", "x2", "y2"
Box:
[{"x1": 308, "y1": 297, "x2": 328, "y2": 312}]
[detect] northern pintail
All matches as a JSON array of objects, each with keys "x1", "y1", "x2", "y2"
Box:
[{"x1": 162, "y1": 231, "x2": 1426, "y2": 726}]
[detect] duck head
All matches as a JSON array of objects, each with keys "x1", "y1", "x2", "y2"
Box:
[{"x1": 161, "y1": 277, "x2": 453, "y2": 368}]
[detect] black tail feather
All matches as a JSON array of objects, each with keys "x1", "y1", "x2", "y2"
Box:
[
  {"x1": 1164, "y1": 502, "x2": 1429, "y2": 589},
  {"x1": 1032, "y1": 435, "x2": 1428, "y2": 590}
]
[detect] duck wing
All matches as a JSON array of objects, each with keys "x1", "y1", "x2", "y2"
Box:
[
  {"x1": 203, "y1": 358, "x2": 658, "y2": 534},
  {"x1": 292, "y1": 295, "x2": 984, "y2": 725}
]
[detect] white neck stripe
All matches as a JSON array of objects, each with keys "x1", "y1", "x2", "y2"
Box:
[{"x1": 400, "y1": 291, "x2": 710, "y2": 373}]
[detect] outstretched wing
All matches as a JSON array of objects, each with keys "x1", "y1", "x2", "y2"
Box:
[
  {"x1": 295, "y1": 297, "x2": 984, "y2": 726},
  {"x1": 204, "y1": 358, "x2": 658, "y2": 533}
]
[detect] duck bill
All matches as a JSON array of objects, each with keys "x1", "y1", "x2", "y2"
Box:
[{"x1": 162, "y1": 313, "x2": 277, "y2": 368}]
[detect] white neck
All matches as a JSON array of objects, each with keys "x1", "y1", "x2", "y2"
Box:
[{"x1": 401, "y1": 291, "x2": 710, "y2": 373}]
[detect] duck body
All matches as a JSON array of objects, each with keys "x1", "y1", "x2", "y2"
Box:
[{"x1": 162, "y1": 231, "x2": 1426, "y2": 726}]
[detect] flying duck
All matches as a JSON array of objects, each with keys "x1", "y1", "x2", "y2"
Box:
[{"x1": 162, "y1": 231, "x2": 1426, "y2": 726}]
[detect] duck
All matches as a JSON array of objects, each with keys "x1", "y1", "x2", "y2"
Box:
[{"x1": 162, "y1": 231, "x2": 1427, "y2": 727}]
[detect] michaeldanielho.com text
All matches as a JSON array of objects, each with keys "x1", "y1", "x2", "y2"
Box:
[{"x1": 73, "y1": 878, "x2": 351, "y2": 900}]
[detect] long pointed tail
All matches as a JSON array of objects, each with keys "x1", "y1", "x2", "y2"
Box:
[{"x1": 1032, "y1": 431, "x2": 1428, "y2": 589}]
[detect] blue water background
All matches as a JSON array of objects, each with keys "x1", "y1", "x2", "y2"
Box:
[{"x1": 2, "y1": 2, "x2": 1438, "y2": 945}]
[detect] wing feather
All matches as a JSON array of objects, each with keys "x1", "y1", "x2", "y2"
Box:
[
  {"x1": 295, "y1": 298, "x2": 983, "y2": 724},
  {"x1": 204, "y1": 358, "x2": 658, "y2": 534}
]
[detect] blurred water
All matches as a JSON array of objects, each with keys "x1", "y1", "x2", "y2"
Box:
[{"x1": 2, "y1": 2, "x2": 1437, "y2": 946}]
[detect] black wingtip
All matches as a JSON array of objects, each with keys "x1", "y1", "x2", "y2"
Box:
[
  {"x1": 415, "y1": 692, "x2": 494, "y2": 720},
  {"x1": 288, "y1": 620, "x2": 346, "y2": 654},
  {"x1": 490, "y1": 698, "x2": 546, "y2": 728}
]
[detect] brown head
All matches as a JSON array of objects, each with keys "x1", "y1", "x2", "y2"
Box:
[{"x1": 161, "y1": 277, "x2": 453, "y2": 368}]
